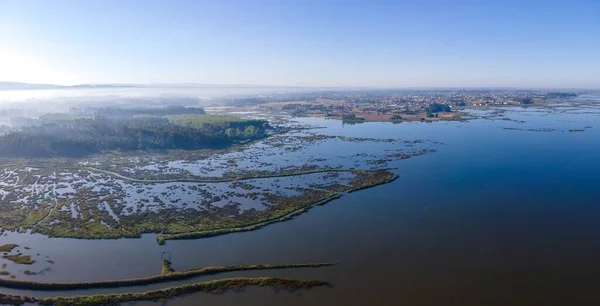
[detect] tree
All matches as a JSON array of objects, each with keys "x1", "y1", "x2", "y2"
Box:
[
  {"x1": 426, "y1": 103, "x2": 451, "y2": 116},
  {"x1": 519, "y1": 97, "x2": 534, "y2": 104},
  {"x1": 225, "y1": 128, "x2": 237, "y2": 138}
]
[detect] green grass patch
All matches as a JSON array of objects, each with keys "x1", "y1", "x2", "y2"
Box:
[
  {"x1": 0, "y1": 244, "x2": 18, "y2": 252},
  {"x1": 2, "y1": 254, "x2": 35, "y2": 265}
]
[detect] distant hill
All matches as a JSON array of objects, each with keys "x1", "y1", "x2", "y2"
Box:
[
  {"x1": 0, "y1": 82, "x2": 314, "y2": 91},
  {"x1": 0, "y1": 82, "x2": 65, "y2": 90},
  {"x1": 0, "y1": 82, "x2": 143, "y2": 91}
]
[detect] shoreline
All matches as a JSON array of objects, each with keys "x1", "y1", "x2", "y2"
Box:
[
  {"x1": 0, "y1": 167, "x2": 400, "y2": 244},
  {"x1": 157, "y1": 193, "x2": 342, "y2": 244},
  {"x1": 0, "y1": 277, "x2": 331, "y2": 306},
  {"x1": 0, "y1": 263, "x2": 332, "y2": 291}
]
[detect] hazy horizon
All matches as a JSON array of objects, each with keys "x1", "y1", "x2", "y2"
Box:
[{"x1": 1, "y1": 81, "x2": 599, "y2": 91}]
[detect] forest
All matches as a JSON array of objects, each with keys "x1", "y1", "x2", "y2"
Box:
[{"x1": 0, "y1": 110, "x2": 270, "y2": 158}]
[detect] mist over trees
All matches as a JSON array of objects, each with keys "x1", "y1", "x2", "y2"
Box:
[
  {"x1": 83, "y1": 105, "x2": 206, "y2": 118},
  {"x1": 0, "y1": 107, "x2": 269, "y2": 158}
]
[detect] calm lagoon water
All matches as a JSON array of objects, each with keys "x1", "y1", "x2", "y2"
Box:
[{"x1": 3, "y1": 99, "x2": 600, "y2": 305}]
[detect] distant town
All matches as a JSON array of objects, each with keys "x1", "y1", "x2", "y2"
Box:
[{"x1": 218, "y1": 89, "x2": 589, "y2": 122}]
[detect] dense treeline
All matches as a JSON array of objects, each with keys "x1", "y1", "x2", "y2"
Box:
[
  {"x1": 0, "y1": 114, "x2": 269, "y2": 158},
  {"x1": 167, "y1": 114, "x2": 267, "y2": 128},
  {"x1": 515, "y1": 97, "x2": 534, "y2": 104},
  {"x1": 424, "y1": 103, "x2": 452, "y2": 118},
  {"x1": 426, "y1": 103, "x2": 452, "y2": 114},
  {"x1": 167, "y1": 114, "x2": 270, "y2": 139}
]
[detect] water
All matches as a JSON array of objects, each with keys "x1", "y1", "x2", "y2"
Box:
[
  {"x1": 157, "y1": 101, "x2": 600, "y2": 306},
  {"x1": 2, "y1": 97, "x2": 600, "y2": 305}
]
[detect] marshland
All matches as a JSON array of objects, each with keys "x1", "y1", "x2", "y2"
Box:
[{"x1": 0, "y1": 92, "x2": 599, "y2": 306}]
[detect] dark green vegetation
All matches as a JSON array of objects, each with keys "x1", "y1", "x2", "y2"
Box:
[
  {"x1": 161, "y1": 259, "x2": 174, "y2": 275},
  {"x1": 342, "y1": 113, "x2": 365, "y2": 123},
  {"x1": 516, "y1": 97, "x2": 534, "y2": 104},
  {"x1": 426, "y1": 103, "x2": 452, "y2": 117},
  {"x1": 0, "y1": 262, "x2": 331, "y2": 290},
  {"x1": 166, "y1": 114, "x2": 268, "y2": 137},
  {"x1": 2, "y1": 254, "x2": 35, "y2": 265},
  {"x1": 0, "y1": 277, "x2": 330, "y2": 306},
  {"x1": 0, "y1": 107, "x2": 269, "y2": 158},
  {"x1": 0, "y1": 244, "x2": 18, "y2": 252}
]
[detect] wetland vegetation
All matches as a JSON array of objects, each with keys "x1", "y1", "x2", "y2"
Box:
[
  {"x1": 0, "y1": 103, "x2": 442, "y2": 305},
  {"x1": 0, "y1": 124, "x2": 430, "y2": 243},
  {"x1": 0, "y1": 162, "x2": 402, "y2": 244},
  {"x1": 2, "y1": 254, "x2": 35, "y2": 265},
  {"x1": 0, "y1": 244, "x2": 18, "y2": 252},
  {"x1": 0, "y1": 261, "x2": 332, "y2": 290},
  {"x1": 0, "y1": 277, "x2": 330, "y2": 306},
  {"x1": 0, "y1": 255, "x2": 332, "y2": 305}
]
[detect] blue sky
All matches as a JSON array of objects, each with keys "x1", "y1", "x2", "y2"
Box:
[{"x1": 1, "y1": 0, "x2": 599, "y2": 88}]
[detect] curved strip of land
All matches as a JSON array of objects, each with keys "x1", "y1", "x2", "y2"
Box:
[
  {"x1": 0, "y1": 277, "x2": 331, "y2": 306},
  {"x1": 0, "y1": 165, "x2": 399, "y2": 243},
  {"x1": 0, "y1": 263, "x2": 332, "y2": 291},
  {"x1": 156, "y1": 170, "x2": 399, "y2": 244},
  {"x1": 156, "y1": 193, "x2": 342, "y2": 244},
  {"x1": 345, "y1": 173, "x2": 399, "y2": 193}
]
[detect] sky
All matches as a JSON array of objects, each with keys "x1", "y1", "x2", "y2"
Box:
[{"x1": 1, "y1": 0, "x2": 599, "y2": 88}]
